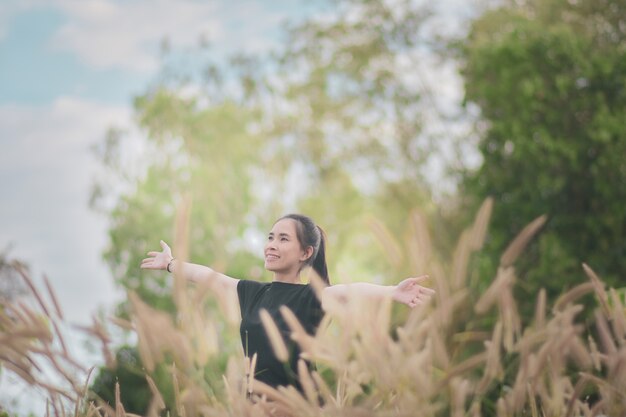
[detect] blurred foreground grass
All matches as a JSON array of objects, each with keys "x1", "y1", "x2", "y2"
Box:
[{"x1": 1, "y1": 199, "x2": 625, "y2": 416}]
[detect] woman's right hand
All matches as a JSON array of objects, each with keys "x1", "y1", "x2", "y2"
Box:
[{"x1": 140, "y1": 240, "x2": 173, "y2": 270}]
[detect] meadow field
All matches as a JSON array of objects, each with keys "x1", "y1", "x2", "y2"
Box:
[{"x1": 2, "y1": 200, "x2": 624, "y2": 417}]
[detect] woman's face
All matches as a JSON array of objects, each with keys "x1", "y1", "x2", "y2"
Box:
[{"x1": 264, "y1": 218, "x2": 312, "y2": 274}]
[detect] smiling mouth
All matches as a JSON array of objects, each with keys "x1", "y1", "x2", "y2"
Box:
[{"x1": 265, "y1": 254, "x2": 279, "y2": 261}]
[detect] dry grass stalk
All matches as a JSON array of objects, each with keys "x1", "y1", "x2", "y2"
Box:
[
  {"x1": 534, "y1": 288, "x2": 546, "y2": 329},
  {"x1": 193, "y1": 271, "x2": 240, "y2": 325},
  {"x1": 609, "y1": 288, "x2": 626, "y2": 341},
  {"x1": 449, "y1": 189, "x2": 492, "y2": 293},
  {"x1": 280, "y1": 306, "x2": 315, "y2": 356},
  {"x1": 0, "y1": 264, "x2": 94, "y2": 415},
  {"x1": 172, "y1": 193, "x2": 192, "y2": 325},
  {"x1": 428, "y1": 322, "x2": 451, "y2": 369},
  {"x1": 526, "y1": 382, "x2": 539, "y2": 417},
  {"x1": 475, "y1": 266, "x2": 515, "y2": 314},
  {"x1": 144, "y1": 374, "x2": 166, "y2": 415},
  {"x1": 114, "y1": 382, "x2": 125, "y2": 417},
  {"x1": 366, "y1": 215, "x2": 404, "y2": 268},
  {"x1": 583, "y1": 263, "x2": 611, "y2": 317},
  {"x1": 476, "y1": 321, "x2": 503, "y2": 394},
  {"x1": 450, "y1": 377, "x2": 470, "y2": 417},
  {"x1": 47, "y1": 396, "x2": 60, "y2": 417},
  {"x1": 437, "y1": 351, "x2": 488, "y2": 390},
  {"x1": 171, "y1": 364, "x2": 187, "y2": 417},
  {"x1": 429, "y1": 285, "x2": 466, "y2": 331},
  {"x1": 469, "y1": 197, "x2": 493, "y2": 251},
  {"x1": 107, "y1": 316, "x2": 133, "y2": 331},
  {"x1": 75, "y1": 316, "x2": 116, "y2": 368},
  {"x1": 553, "y1": 282, "x2": 595, "y2": 311},
  {"x1": 259, "y1": 309, "x2": 289, "y2": 362},
  {"x1": 565, "y1": 374, "x2": 590, "y2": 417},
  {"x1": 94, "y1": 397, "x2": 116, "y2": 417},
  {"x1": 569, "y1": 335, "x2": 593, "y2": 370},
  {"x1": 499, "y1": 285, "x2": 521, "y2": 351},
  {"x1": 43, "y1": 274, "x2": 65, "y2": 320},
  {"x1": 594, "y1": 309, "x2": 617, "y2": 355},
  {"x1": 587, "y1": 334, "x2": 602, "y2": 371},
  {"x1": 451, "y1": 230, "x2": 471, "y2": 291},
  {"x1": 408, "y1": 209, "x2": 433, "y2": 274},
  {"x1": 74, "y1": 367, "x2": 96, "y2": 417},
  {"x1": 499, "y1": 215, "x2": 547, "y2": 267},
  {"x1": 310, "y1": 371, "x2": 335, "y2": 407},
  {"x1": 128, "y1": 290, "x2": 193, "y2": 372},
  {"x1": 13, "y1": 262, "x2": 52, "y2": 317},
  {"x1": 297, "y1": 359, "x2": 319, "y2": 405},
  {"x1": 4, "y1": 200, "x2": 626, "y2": 417}
]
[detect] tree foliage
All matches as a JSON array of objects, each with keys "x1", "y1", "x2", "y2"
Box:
[
  {"x1": 86, "y1": 0, "x2": 626, "y2": 411},
  {"x1": 92, "y1": 0, "x2": 461, "y2": 310},
  {"x1": 89, "y1": 0, "x2": 462, "y2": 409},
  {"x1": 90, "y1": 346, "x2": 156, "y2": 415},
  {"x1": 459, "y1": 0, "x2": 626, "y2": 304},
  {"x1": 93, "y1": 90, "x2": 266, "y2": 314}
]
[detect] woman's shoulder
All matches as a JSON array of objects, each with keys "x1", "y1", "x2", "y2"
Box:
[
  {"x1": 237, "y1": 279, "x2": 271, "y2": 297},
  {"x1": 237, "y1": 279, "x2": 270, "y2": 290}
]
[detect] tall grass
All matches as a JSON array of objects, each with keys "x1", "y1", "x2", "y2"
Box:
[{"x1": 1, "y1": 199, "x2": 624, "y2": 416}]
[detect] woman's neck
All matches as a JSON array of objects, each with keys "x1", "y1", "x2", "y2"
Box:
[{"x1": 272, "y1": 271, "x2": 302, "y2": 284}]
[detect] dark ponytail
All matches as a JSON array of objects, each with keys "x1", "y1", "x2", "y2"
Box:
[
  {"x1": 278, "y1": 214, "x2": 330, "y2": 286},
  {"x1": 312, "y1": 226, "x2": 329, "y2": 285}
]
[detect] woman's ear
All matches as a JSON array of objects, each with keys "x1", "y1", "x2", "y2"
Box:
[{"x1": 300, "y1": 246, "x2": 314, "y2": 262}]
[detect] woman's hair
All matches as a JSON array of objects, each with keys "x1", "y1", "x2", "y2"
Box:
[{"x1": 278, "y1": 214, "x2": 330, "y2": 286}]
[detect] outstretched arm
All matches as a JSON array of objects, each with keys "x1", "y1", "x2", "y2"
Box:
[
  {"x1": 322, "y1": 275, "x2": 434, "y2": 309},
  {"x1": 140, "y1": 240, "x2": 239, "y2": 294}
]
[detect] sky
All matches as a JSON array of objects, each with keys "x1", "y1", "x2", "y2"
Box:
[
  {"x1": 0, "y1": 0, "x2": 324, "y2": 412},
  {"x1": 0, "y1": 0, "x2": 478, "y2": 413}
]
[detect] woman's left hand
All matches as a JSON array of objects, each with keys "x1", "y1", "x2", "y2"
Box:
[{"x1": 392, "y1": 276, "x2": 435, "y2": 308}]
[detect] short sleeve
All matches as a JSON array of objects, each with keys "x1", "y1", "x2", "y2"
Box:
[
  {"x1": 301, "y1": 285, "x2": 325, "y2": 335},
  {"x1": 237, "y1": 279, "x2": 266, "y2": 316}
]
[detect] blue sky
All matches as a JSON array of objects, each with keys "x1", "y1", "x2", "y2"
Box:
[
  {"x1": 0, "y1": 0, "x2": 324, "y2": 411},
  {"x1": 0, "y1": 1, "x2": 320, "y2": 105}
]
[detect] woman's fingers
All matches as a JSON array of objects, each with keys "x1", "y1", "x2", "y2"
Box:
[
  {"x1": 141, "y1": 260, "x2": 162, "y2": 270},
  {"x1": 407, "y1": 276, "x2": 435, "y2": 296},
  {"x1": 139, "y1": 241, "x2": 172, "y2": 271},
  {"x1": 419, "y1": 286, "x2": 436, "y2": 295},
  {"x1": 409, "y1": 275, "x2": 429, "y2": 284},
  {"x1": 407, "y1": 290, "x2": 433, "y2": 308}
]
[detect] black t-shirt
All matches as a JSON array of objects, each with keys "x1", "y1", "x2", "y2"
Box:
[{"x1": 237, "y1": 280, "x2": 324, "y2": 390}]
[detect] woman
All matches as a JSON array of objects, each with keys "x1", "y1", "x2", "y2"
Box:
[{"x1": 140, "y1": 213, "x2": 434, "y2": 392}]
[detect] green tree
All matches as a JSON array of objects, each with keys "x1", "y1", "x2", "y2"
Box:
[
  {"x1": 92, "y1": 0, "x2": 464, "y2": 315},
  {"x1": 92, "y1": 90, "x2": 266, "y2": 313},
  {"x1": 90, "y1": 0, "x2": 470, "y2": 408},
  {"x1": 90, "y1": 86, "x2": 267, "y2": 410},
  {"x1": 458, "y1": 0, "x2": 626, "y2": 305},
  {"x1": 260, "y1": 0, "x2": 463, "y2": 278},
  {"x1": 90, "y1": 346, "x2": 157, "y2": 415}
]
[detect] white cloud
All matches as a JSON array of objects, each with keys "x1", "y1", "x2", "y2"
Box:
[
  {"x1": 0, "y1": 97, "x2": 132, "y2": 324},
  {"x1": 45, "y1": 0, "x2": 293, "y2": 73},
  {"x1": 48, "y1": 0, "x2": 221, "y2": 72}
]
